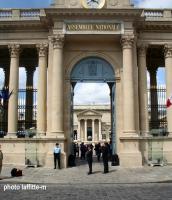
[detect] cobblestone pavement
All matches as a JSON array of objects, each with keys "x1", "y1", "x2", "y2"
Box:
[
  {"x1": 1, "y1": 158, "x2": 172, "y2": 199},
  {"x1": 1, "y1": 158, "x2": 172, "y2": 184},
  {"x1": 0, "y1": 183, "x2": 172, "y2": 200}
]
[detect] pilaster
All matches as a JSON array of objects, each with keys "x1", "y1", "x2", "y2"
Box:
[
  {"x1": 138, "y1": 45, "x2": 149, "y2": 135},
  {"x1": 51, "y1": 34, "x2": 65, "y2": 138},
  {"x1": 121, "y1": 35, "x2": 136, "y2": 135},
  {"x1": 36, "y1": 43, "x2": 48, "y2": 136},
  {"x1": 120, "y1": 35, "x2": 142, "y2": 167}
]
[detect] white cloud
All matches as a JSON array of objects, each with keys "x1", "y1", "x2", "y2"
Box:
[
  {"x1": 0, "y1": 67, "x2": 38, "y2": 89},
  {"x1": 137, "y1": 0, "x2": 172, "y2": 8},
  {"x1": 74, "y1": 83, "x2": 110, "y2": 105},
  {"x1": 0, "y1": 69, "x2": 4, "y2": 88},
  {"x1": 19, "y1": 68, "x2": 26, "y2": 89}
]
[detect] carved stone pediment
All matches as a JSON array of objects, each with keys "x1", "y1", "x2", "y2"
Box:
[{"x1": 77, "y1": 109, "x2": 102, "y2": 117}]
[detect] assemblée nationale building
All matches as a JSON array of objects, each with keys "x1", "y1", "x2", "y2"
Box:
[{"x1": 0, "y1": 0, "x2": 172, "y2": 167}]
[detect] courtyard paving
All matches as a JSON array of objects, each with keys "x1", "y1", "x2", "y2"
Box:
[{"x1": 1, "y1": 158, "x2": 172, "y2": 184}]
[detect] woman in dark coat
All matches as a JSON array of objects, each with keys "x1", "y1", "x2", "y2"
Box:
[
  {"x1": 102, "y1": 142, "x2": 109, "y2": 173},
  {"x1": 86, "y1": 145, "x2": 93, "y2": 175}
]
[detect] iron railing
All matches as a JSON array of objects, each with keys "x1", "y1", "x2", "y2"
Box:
[
  {"x1": 0, "y1": 88, "x2": 37, "y2": 137},
  {"x1": 0, "y1": 86, "x2": 168, "y2": 137},
  {"x1": 148, "y1": 86, "x2": 167, "y2": 136}
]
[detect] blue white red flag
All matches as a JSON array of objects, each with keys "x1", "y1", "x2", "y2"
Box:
[
  {"x1": 166, "y1": 95, "x2": 172, "y2": 108},
  {"x1": 0, "y1": 88, "x2": 13, "y2": 106}
]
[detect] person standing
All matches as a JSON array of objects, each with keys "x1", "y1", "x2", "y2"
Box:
[
  {"x1": 53, "y1": 143, "x2": 61, "y2": 169},
  {"x1": 0, "y1": 145, "x2": 3, "y2": 175},
  {"x1": 94, "y1": 142, "x2": 101, "y2": 162},
  {"x1": 86, "y1": 145, "x2": 93, "y2": 175},
  {"x1": 102, "y1": 142, "x2": 109, "y2": 173},
  {"x1": 80, "y1": 142, "x2": 86, "y2": 160}
]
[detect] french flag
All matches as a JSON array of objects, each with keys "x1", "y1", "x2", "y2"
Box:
[{"x1": 166, "y1": 95, "x2": 172, "y2": 108}]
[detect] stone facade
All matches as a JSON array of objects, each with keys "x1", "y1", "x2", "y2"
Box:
[
  {"x1": 0, "y1": 0, "x2": 172, "y2": 167},
  {"x1": 73, "y1": 105, "x2": 111, "y2": 143}
]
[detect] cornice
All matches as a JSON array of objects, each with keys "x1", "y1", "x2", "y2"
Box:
[
  {"x1": 0, "y1": 21, "x2": 49, "y2": 30},
  {"x1": 135, "y1": 21, "x2": 172, "y2": 31},
  {"x1": 45, "y1": 8, "x2": 143, "y2": 18}
]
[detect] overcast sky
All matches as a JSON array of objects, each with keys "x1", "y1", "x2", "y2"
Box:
[{"x1": 0, "y1": 0, "x2": 170, "y2": 105}]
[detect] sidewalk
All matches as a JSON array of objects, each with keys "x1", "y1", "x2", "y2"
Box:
[{"x1": 1, "y1": 158, "x2": 172, "y2": 184}]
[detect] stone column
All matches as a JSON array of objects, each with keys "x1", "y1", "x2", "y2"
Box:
[
  {"x1": 84, "y1": 119, "x2": 87, "y2": 141},
  {"x1": 25, "y1": 67, "x2": 35, "y2": 129},
  {"x1": 78, "y1": 119, "x2": 81, "y2": 141},
  {"x1": 7, "y1": 44, "x2": 20, "y2": 137},
  {"x1": 121, "y1": 35, "x2": 136, "y2": 135},
  {"x1": 92, "y1": 119, "x2": 95, "y2": 142},
  {"x1": 164, "y1": 45, "x2": 172, "y2": 135},
  {"x1": 36, "y1": 43, "x2": 48, "y2": 136},
  {"x1": 120, "y1": 35, "x2": 142, "y2": 167},
  {"x1": 138, "y1": 45, "x2": 149, "y2": 135},
  {"x1": 98, "y1": 119, "x2": 102, "y2": 141},
  {"x1": 148, "y1": 67, "x2": 159, "y2": 129},
  {"x1": 51, "y1": 34, "x2": 64, "y2": 137}
]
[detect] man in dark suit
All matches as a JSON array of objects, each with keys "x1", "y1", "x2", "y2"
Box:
[
  {"x1": 86, "y1": 145, "x2": 93, "y2": 175},
  {"x1": 102, "y1": 142, "x2": 109, "y2": 173}
]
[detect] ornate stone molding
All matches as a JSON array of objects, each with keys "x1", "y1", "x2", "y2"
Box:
[
  {"x1": 36, "y1": 43, "x2": 48, "y2": 57},
  {"x1": 51, "y1": 34, "x2": 64, "y2": 49},
  {"x1": 138, "y1": 45, "x2": 147, "y2": 57},
  {"x1": 164, "y1": 45, "x2": 172, "y2": 58},
  {"x1": 8, "y1": 44, "x2": 20, "y2": 58},
  {"x1": 121, "y1": 35, "x2": 134, "y2": 49}
]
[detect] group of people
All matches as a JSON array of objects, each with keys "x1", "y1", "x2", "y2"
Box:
[
  {"x1": 86, "y1": 142, "x2": 110, "y2": 175},
  {"x1": 54, "y1": 142, "x2": 111, "y2": 174},
  {"x1": 1, "y1": 142, "x2": 110, "y2": 177}
]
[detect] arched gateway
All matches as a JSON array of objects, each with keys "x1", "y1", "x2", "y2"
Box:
[
  {"x1": 69, "y1": 57, "x2": 116, "y2": 158},
  {"x1": 1, "y1": 0, "x2": 172, "y2": 169}
]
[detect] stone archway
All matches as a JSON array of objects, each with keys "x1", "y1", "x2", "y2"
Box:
[
  {"x1": 67, "y1": 56, "x2": 117, "y2": 163},
  {"x1": 71, "y1": 56, "x2": 115, "y2": 82}
]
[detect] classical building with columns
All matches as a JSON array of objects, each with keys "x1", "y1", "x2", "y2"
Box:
[
  {"x1": 0, "y1": 0, "x2": 172, "y2": 167},
  {"x1": 73, "y1": 105, "x2": 111, "y2": 142}
]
